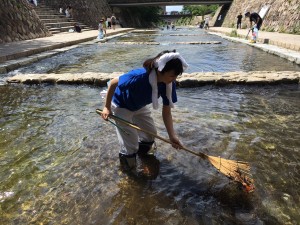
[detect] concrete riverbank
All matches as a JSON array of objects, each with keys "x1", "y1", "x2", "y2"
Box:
[
  {"x1": 6, "y1": 71, "x2": 300, "y2": 87},
  {"x1": 208, "y1": 27, "x2": 300, "y2": 65},
  {"x1": 0, "y1": 28, "x2": 134, "y2": 74}
]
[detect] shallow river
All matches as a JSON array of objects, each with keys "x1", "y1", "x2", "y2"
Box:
[
  {"x1": 4, "y1": 28, "x2": 300, "y2": 77},
  {"x1": 0, "y1": 29, "x2": 300, "y2": 224}
]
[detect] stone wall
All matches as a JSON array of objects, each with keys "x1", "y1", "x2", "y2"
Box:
[
  {"x1": 44, "y1": 0, "x2": 112, "y2": 29},
  {"x1": 222, "y1": 0, "x2": 300, "y2": 34},
  {"x1": 0, "y1": 0, "x2": 51, "y2": 44}
]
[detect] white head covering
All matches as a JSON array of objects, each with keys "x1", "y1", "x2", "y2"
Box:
[
  {"x1": 149, "y1": 52, "x2": 188, "y2": 109},
  {"x1": 154, "y1": 52, "x2": 189, "y2": 72}
]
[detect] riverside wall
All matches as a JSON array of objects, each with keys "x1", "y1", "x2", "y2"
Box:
[
  {"x1": 222, "y1": 0, "x2": 300, "y2": 34},
  {"x1": 0, "y1": 0, "x2": 51, "y2": 44},
  {"x1": 43, "y1": 0, "x2": 112, "y2": 29}
]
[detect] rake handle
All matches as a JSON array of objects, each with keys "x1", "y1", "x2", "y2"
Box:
[
  {"x1": 245, "y1": 28, "x2": 252, "y2": 40},
  {"x1": 96, "y1": 109, "x2": 207, "y2": 159}
]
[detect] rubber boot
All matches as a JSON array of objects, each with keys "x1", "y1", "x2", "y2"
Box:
[
  {"x1": 119, "y1": 153, "x2": 136, "y2": 172},
  {"x1": 137, "y1": 141, "x2": 156, "y2": 157},
  {"x1": 137, "y1": 141, "x2": 160, "y2": 179}
]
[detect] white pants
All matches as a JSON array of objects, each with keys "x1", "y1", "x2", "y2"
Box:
[{"x1": 112, "y1": 104, "x2": 157, "y2": 155}]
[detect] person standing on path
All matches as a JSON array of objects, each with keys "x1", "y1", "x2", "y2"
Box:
[
  {"x1": 107, "y1": 17, "x2": 111, "y2": 29},
  {"x1": 111, "y1": 14, "x2": 117, "y2": 30},
  {"x1": 65, "y1": 6, "x2": 72, "y2": 18},
  {"x1": 101, "y1": 17, "x2": 107, "y2": 36},
  {"x1": 98, "y1": 19, "x2": 104, "y2": 39},
  {"x1": 237, "y1": 13, "x2": 243, "y2": 29},
  {"x1": 245, "y1": 12, "x2": 263, "y2": 43},
  {"x1": 204, "y1": 17, "x2": 209, "y2": 29},
  {"x1": 101, "y1": 50, "x2": 188, "y2": 173},
  {"x1": 245, "y1": 12, "x2": 263, "y2": 30}
]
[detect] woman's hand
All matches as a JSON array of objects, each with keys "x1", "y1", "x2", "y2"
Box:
[
  {"x1": 101, "y1": 77, "x2": 119, "y2": 121},
  {"x1": 101, "y1": 107, "x2": 111, "y2": 120},
  {"x1": 170, "y1": 136, "x2": 182, "y2": 149}
]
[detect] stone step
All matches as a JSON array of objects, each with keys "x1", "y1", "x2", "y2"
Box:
[
  {"x1": 44, "y1": 22, "x2": 77, "y2": 28},
  {"x1": 37, "y1": 15, "x2": 67, "y2": 19},
  {"x1": 48, "y1": 24, "x2": 92, "y2": 31},
  {"x1": 50, "y1": 30, "x2": 61, "y2": 34},
  {"x1": 34, "y1": 4, "x2": 91, "y2": 34},
  {"x1": 35, "y1": 10, "x2": 62, "y2": 15},
  {"x1": 48, "y1": 25, "x2": 92, "y2": 33},
  {"x1": 36, "y1": 12, "x2": 63, "y2": 16},
  {"x1": 48, "y1": 26, "x2": 74, "y2": 33},
  {"x1": 40, "y1": 18, "x2": 75, "y2": 23},
  {"x1": 34, "y1": 8, "x2": 57, "y2": 12},
  {"x1": 56, "y1": 28, "x2": 95, "y2": 35}
]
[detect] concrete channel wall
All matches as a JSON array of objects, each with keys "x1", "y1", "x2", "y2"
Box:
[
  {"x1": 0, "y1": 0, "x2": 51, "y2": 43},
  {"x1": 222, "y1": 0, "x2": 300, "y2": 34}
]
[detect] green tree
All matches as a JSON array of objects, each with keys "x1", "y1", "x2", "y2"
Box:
[
  {"x1": 122, "y1": 6, "x2": 161, "y2": 27},
  {"x1": 183, "y1": 5, "x2": 218, "y2": 16}
]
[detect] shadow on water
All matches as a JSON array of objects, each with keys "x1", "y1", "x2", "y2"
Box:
[
  {"x1": 107, "y1": 153, "x2": 281, "y2": 225},
  {"x1": 1, "y1": 83, "x2": 299, "y2": 224}
]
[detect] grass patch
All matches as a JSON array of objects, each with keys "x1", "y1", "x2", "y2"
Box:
[{"x1": 229, "y1": 29, "x2": 238, "y2": 37}]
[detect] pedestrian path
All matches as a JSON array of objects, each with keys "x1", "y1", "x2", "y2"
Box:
[
  {"x1": 208, "y1": 27, "x2": 300, "y2": 65},
  {"x1": 209, "y1": 27, "x2": 300, "y2": 51},
  {"x1": 0, "y1": 28, "x2": 134, "y2": 73}
]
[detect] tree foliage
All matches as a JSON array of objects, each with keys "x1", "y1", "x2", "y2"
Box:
[
  {"x1": 123, "y1": 6, "x2": 161, "y2": 27},
  {"x1": 183, "y1": 5, "x2": 218, "y2": 16}
]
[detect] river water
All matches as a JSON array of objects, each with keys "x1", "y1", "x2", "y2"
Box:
[{"x1": 0, "y1": 29, "x2": 300, "y2": 224}]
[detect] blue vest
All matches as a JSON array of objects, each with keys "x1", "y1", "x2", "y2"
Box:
[{"x1": 113, "y1": 68, "x2": 177, "y2": 111}]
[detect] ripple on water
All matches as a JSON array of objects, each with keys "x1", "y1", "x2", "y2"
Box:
[{"x1": 0, "y1": 42, "x2": 300, "y2": 224}]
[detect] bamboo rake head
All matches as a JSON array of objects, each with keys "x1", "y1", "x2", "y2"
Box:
[{"x1": 208, "y1": 155, "x2": 255, "y2": 193}]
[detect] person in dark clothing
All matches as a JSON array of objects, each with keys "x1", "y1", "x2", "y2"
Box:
[
  {"x1": 245, "y1": 12, "x2": 263, "y2": 30},
  {"x1": 237, "y1": 13, "x2": 243, "y2": 29},
  {"x1": 74, "y1": 23, "x2": 81, "y2": 33},
  {"x1": 245, "y1": 12, "x2": 263, "y2": 43}
]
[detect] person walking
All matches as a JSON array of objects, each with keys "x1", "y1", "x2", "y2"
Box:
[
  {"x1": 245, "y1": 12, "x2": 263, "y2": 43},
  {"x1": 236, "y1": 13, "x2": 243, "y2": 29},
  {"x1": 101, "y1": 50, "x2": 188, "y2": 173}
]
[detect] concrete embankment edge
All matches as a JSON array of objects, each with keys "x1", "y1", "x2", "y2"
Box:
[
  {"x1": 6, "y1": 71, "x2": 300, "y2": 87},
  {"x1": 208, "y1": 31, "x2": 300, "y2": 65},
  {"x1": 0, "y1": 29, "x2": 135, "y2": 74}
]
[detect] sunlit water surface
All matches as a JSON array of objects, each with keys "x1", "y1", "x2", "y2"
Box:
[
  {"x1": 1, "y1": 84, "x2": 299, "y2": 224},
  {"x1": 3, "y1": 28, "x2": 300, "y2": 78},
  {"x1": 0, "y1": 28, "x2": 300, "y2": 225}
]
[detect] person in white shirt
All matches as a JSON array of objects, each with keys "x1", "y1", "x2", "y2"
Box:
[{"x1": 204, "y1": 17, "x2": 209, "y2": 29}]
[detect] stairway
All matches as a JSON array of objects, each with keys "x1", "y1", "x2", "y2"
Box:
[
  {"x1": 34, "y1": 4, "x2": 93, "y2": 34},
  {"x1": 214, "y1": 3, "x2": 231, "y2": 27}
]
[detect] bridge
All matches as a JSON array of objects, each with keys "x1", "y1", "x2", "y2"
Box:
[
  {"x1": 108, "y1": 0, "x2": 232, "y2": 7},
  {"x1": 160, "y1": 13, "x2": 192, "y2": 17},
  {"x1": 159, "y1": 13, "x2": 192, "y2": 22}
]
